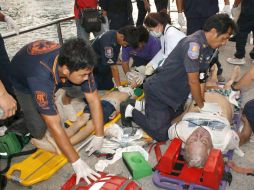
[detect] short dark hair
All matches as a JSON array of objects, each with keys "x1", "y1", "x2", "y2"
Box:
[
  {"x1": 118, "y1": 25, "x2": 140, "y2": 48},
  {"x1": 203, "y1": 13, "x2": 237, "y2": 36},
  {"x1": 58, "y1": 38, "x2": 97, "y2": 73},
  {"x1": 144, "y1": 11, "x2": 171, "y2": 29},
  {"x1": 137, "y1": 25, "x2": 149, "y2": 43}
]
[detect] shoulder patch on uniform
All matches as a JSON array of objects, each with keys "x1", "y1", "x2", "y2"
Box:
[
  {"x1": 35, "y1": 91, "x2": 49, "y2": 108},
  {"x1": 27, "y1": 40, "x2": 60, "y2": 55},
  {"x1": 104, "y1": 47, "x2": 113, "y2": 59},
  {"x1": 188, "y1": 42, "x2": 200, "y2": 60}
]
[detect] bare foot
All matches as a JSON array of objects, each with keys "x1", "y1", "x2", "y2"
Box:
[
  {"x1": 72, "y1": 113, "x2": 90, "y2": 129},
  {"x1": 224, "y1": 66, "x2": 241, "y2": 89},
  {"x1": 31, "y1": 137, "x2": 57, "y2": 153}
]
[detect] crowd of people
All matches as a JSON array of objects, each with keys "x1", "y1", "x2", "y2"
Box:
[{"x1": 1, "y1": 0, "x2": 254, "y2": 186}]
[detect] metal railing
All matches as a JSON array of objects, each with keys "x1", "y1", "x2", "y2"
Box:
[{"x1": 2, "y1": 15, "x2": 75, "y2": 45}]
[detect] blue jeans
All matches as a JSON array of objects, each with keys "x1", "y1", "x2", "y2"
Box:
[{"x1": 75, "y1": 18, "x2": 105, "y2": 44}]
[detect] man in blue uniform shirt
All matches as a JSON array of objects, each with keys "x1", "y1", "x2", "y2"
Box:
[
  {"x1": 121, "y1": 26, "x2": 161, "y2": 87},
  {"x1": 10, "y1": 39, "x2": 103, "y2": 184},
  {"x1": 91, "y1": 26, "x2": 141, "y2": 93},
  {"x1": 120, "y1": 14, "x2": 236, "y2": 142}
]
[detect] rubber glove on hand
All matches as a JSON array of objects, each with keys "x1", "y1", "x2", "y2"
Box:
[
  {"x1": 118, "y1": 86, "x2": 134, "y2": 96},
  {"x1": 126, "y1": 71, "x2": 136, "y2": 84},
  {"x1": 145, "y1": 63, "x2": 155, "y2": 76},
  {"x1": 228, "y1": 90, "x2": 240, "y2": 107},
  {"x1": 178, "y1": 12, "x2": 186, "y2": 27},
  {"x1": 200, "y1": 102, "x2": 222, "y2": 115},
  {"x1": 4, "y1": 15, "x2": 19, "y2": 34},
  {"x1": 72, "y1": 158, "x2": 101, "y2": 184},
  {"x1": 222, "y1": 5, "x2": 231, "y2": 16},
  {"x1": 231, "y1": 5, "x2": 241, "y2": 21},
  {"x1": 85, "y1": 135, "x2": 104, "y2": 156},
  {"x1": 134, "y1": 71, "x2": 145, "y2": 85}
]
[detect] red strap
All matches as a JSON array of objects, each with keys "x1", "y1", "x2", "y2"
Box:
[{"x1": 148, "y1": 142, "x2": 165, "y2": 162}]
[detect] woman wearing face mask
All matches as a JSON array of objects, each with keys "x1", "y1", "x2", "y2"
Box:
[{"x1": 144, "y1": 11, "x2": 186, "y2": 75}]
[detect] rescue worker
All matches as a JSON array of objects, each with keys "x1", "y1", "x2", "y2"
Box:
[
  {"x1": 91, "y1": 26, "x2": 140, "y2": 93},
  {"x1": 143, "y1": 11, "x2": 185, "y2": 75},
  {"x1": 120, "y1": 14, "x2": 236, "y2": 142},
  {"x1": 121, "y1": 26, "x2": 161, "y2": 87},
  {"x1": 227, "y1": 0, "x2": 254, "y2": 65},
  {"x1": 10, "y1": 39, "x2": 103, "y2": 184},
  {"x1": 176, "y1": 0, "x2": 231, "y2": 82}
]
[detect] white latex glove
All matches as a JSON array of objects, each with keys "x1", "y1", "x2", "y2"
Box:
[
  {"x1": 222, "y1": 5, "x2": 231, "y2": 16},
  {"x1": 127, "y1": 70, "x2": 145, "y2": 85},
  {"x1": 178, "y1": 13, "x2": 186, "y2": 27},
  {"x1": 228, "y1": 90, "x2": 240, "y2": 107},
  {"x1": 200, "y1": 102, "x2": 222, "y2": 115},
  {"x1": 133, "y1": 65, "x2": 146, "y2": 75},
  {"x1": 72, "y1": 158, "x2": 101, "y2": 184},
  {"x1": 118, "y1": 86, "x2": 134, "y2": 96},
  {"x1": 231, "y1": 5, "x2": 241, "y2": 21},
  {"x1": 145, "y1": 64, "x2": 155, "y2": 76},
  {"x1": 4, "y1": 15, "x2": 19, "y2": 34},
  {"x1": 126, "y1": 71, "x2": 136, "y2": 84},
  {"x1": 85, "y1": 135, "x2": 104, "y2": 156}
]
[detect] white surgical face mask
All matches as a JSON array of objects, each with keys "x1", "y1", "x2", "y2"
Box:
[{"x1": 150, "y1": 30, "x2": 162, "y2": 38}]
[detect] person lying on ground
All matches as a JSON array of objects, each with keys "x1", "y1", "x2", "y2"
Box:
[
  {"x1": 31, "y1": 90, "x2": 137, "y2": 154},
  {"x1": 168, "y1": 66, "x2": 248, "y2": 168}
]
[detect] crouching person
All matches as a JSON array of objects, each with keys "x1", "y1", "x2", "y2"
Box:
[{"x1": 10, "y1": 39, "x2": 104, "y2": 184}]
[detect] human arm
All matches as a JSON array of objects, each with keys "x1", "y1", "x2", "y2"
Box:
[
  {"x1": 176, "y1": 0, "x2": 185, "y2": 27},
  {"x1": 176, "y1": 0, "x2": 184, "y2": 13},
  {"x1": 232, "y1": 66, "x2": 254, "y2": 91},
  {"x1": 188, "y1": 72, "x2": 204, "y2": 108},
  {"x1": 0, "y1": 81, "x2": 17, "y2": 119},
  {"x1": 0, "y1": 12, "x2": 5, "y2": 22},
  {"x1": 84, "y1": 90, "x2": 104, "y2": 156}
]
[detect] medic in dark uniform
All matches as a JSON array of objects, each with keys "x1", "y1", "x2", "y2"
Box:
[
  {"x1": 91, "y1": 26, "x2": 141, "y2": 93},
  {"x1": 120, "y1": 14, "x2": 236, "y2": 142},
  {"x1": 10, "y1": 39, "x2": 104, "y2": 183}
]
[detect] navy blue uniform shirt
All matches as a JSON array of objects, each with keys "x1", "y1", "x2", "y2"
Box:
[
  {"x1": 92, "y1": 30, "x2": 120, "y2": 67},
  {"x1": 183, "y1": 0, "x2": 219, "y2": 18},
  {"x1": 147, "y1": 30, "x2": 214, "y2": 110},
  {"x1": 10, "y1": 40, "x2": 96, "y2": 115}
]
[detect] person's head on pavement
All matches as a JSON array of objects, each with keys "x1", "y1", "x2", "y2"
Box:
[
  {"x1": 58, "y1": 38, "x2": 97, "y2": 85},
  {"x1": 203, "y1": 13, "x2": 236, "y2": 49},
  {"x1": 184, "y1": 127, "x2": 213, "y2": 168}
]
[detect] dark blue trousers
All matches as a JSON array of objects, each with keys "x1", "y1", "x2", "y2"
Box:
[
  {"x1": 154, "y1": 0, "x2": 168, "y2": 12},
  {"x1": 243, "y1": 99, "x2": 254, "y2": 132},
  {"x1": 136, "y1": 0, "x2": 148, "y2": 26},
  {"x1": 132, "y1": 80, "x2": 183, "y2": 142},
  {"x1": 235, "y1": 13, "x2": 254, "y2": 59}
]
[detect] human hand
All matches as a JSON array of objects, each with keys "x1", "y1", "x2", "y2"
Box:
[
  {"x1": 118, "y1": 86, "x2": 134, "y2": 96},
  {"x1": 228, "y1": 90, "x2": 240, "y2": 107},
  {"x1": 85, "y1": 135, "x2": 104, "y2": 156},
  {"x1": 127, "y1": 70, "x2": 145, "y2": 85},
  {"x1": 222, "y1": 5, "x2": 231, "y2": 16},
  {"x1": 0, "y1": 92, "x2": 17, "y2": 119},
  {"x1": 72, "y1": 158, "x2": 101, "y2": 184},
  {"x1": 145, "y1": 64, "x2": 155, "y2": 76},
  {"x1": 199, "y1": 102, "x2": 222, "y2": 115},
  {"x1": 178, "y1": 12, "x2": 186, "y2": 27},
  {"x1": 144, "y1": 0, "x2": 151, "y2": 12},
  {"x1": 4, "y1": 15, "x2": 19, "y2": 34}
]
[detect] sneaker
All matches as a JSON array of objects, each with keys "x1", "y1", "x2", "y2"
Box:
[
  {"x1": 227, "y1": 57, "x2": 246, "y2": 65},
  {"x1": 217, "y1": 75, "x2": 225, "y2": 82},
  {"x1": 229, "y1": 35, "x2": 236, "y2": 42},
  {"x1": 120, "y1": 100, "x2": 133, "y2": 127}
]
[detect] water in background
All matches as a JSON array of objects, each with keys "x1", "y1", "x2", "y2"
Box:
[{"x1": 0, "y1": 0, "x2": 231, "y2": 58}]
